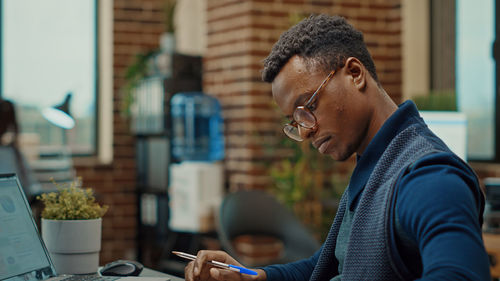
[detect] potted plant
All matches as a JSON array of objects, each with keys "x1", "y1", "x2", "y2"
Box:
[
  {"x1": 37, "y1": 180, "x2": 108, "y2": 274},
  {"x1": 413, "y1": 91, "x2": 468, "y2": 160},
  {"x1": 160, "y1": 0, "x2": 176, "y2": 53}
]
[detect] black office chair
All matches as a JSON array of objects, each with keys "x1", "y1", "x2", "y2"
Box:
[{"x1": 216, "y1": 190, "x2": 320, "y2": 267}]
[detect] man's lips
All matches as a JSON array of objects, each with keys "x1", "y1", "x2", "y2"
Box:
[{"x1": 313, "y1": 136, "x2": 332, "y2": 151}]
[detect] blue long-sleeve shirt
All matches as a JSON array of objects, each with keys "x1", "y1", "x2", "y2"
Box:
[{"x1": 263, "y1": 101, "x2": 490, "y2": 280}]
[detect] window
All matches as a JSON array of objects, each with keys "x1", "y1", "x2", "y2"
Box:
[
  {"x1": 456, "y1": 0, "x2": 496, "y2": 160},
  {"x1": 1, "y1": 0, "x2": 97, "y2": 156},
  {"x1": 403, "y1": 0, "x2": 497, "y2": 161}
]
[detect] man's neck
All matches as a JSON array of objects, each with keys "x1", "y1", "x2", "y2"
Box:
[{"x1": 356, "y1": 88, "x2": 398, "y2": 155}]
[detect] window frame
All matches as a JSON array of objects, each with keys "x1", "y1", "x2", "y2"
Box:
[
  {"x1": 404, "y1": 0, "x2": 499, "y2": 162},
  {"x1": 494, "y1": 1, "x2": 500, "y2": 163},
  {"x1": 0, "y1": 0, "x2": 113, "y2": 164},
  {"x1": 464, "y1": 0, "x2": 498, "y2": 163}
]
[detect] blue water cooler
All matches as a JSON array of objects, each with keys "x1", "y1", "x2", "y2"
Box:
[
  {"x1": 168, "y1": 92, "x2": 225, "y2": 232},
  {"x1": 170, "y1": 92, "x2": 224, "y2": 162}
]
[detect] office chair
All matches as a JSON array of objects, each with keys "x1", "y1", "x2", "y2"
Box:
[{"x1": 216, "y1": 190, "x2": 320, "y2": 267}]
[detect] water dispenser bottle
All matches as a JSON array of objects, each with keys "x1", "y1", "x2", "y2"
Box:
[{"x1": 170, "y1": 92, "x2": 224, "y2": 162}]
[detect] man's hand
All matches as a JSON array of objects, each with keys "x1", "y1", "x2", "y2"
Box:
[{"x1": 184, "y1": 250, "x2": 266, "y2": 281}]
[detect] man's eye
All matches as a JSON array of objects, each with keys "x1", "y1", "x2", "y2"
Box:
[{"x1": 308, "y1": 100, "x2": 318, "y2": 111}]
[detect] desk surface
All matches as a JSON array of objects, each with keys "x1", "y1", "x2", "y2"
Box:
[
  {"x1": 141, "y1": 268, "x2": 184, "y2": 281},
  {"x1": 483, "y1": 233, "x2": 500, "y2": 278}
]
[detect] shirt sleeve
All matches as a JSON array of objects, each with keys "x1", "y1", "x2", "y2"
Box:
[
  {"x1": 262, "y1": 248, "x2": 321, "y2": 281},
  {"x1": 397, "y1": 152, "x2": 491, "y2": 280}
]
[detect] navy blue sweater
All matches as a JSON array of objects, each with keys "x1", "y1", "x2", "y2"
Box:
[{"x1": 263, "y1": 101, "x2": 490, "y2": 280}]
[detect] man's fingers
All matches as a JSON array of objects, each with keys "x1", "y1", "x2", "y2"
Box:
[
  {"x1": 184, "y1": 261, "x2": 195, "y2": 281},
  {"x1": 210, "y1": 267, "x2": 242, "y2": 281},
  {"x1": 194, "y1": 250, "x2": 211, "y2": 276},
  {"x1": 209, "y1": 268, "x2": 221, "y2": 280},
  {"x1": 195, "y1": 250, "x2": 235, "y2": 270},
  {"x1": 188, "y1": 250, "x2": 249, "y2": 281}
]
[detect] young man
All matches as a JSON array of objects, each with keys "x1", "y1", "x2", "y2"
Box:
[{"x1": 184, "y1": 14, "x2": 491, "y2": 281}]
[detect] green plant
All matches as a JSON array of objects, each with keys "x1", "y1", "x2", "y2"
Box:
[
  {"x1": 267, "y1": 10, "x2": 332, "y2": 209},
  {"x1": 265, "y1": 111, "x2": 345, "y2": 240},
  {"x1": 121, "y1": 49, "x2": 159, "y2": 116},
  {"x1": 269, "y1": 140, "x2": 331, "y2": 207},
  {"x1": 164, "y1": 0, "x2": 176, "y2": 34},
  {"x1": 121, "y1": 1, "x2": 176, "y2": 116},
  {"x1": 412, "y1": 90, "x2": 457, "y2": 111},
  {"x1": 288, "y1": 11, "x2": 309, "y2": 26},
  {"x1": 37, "y1": 180, "x2": 108, "y2": 220}
]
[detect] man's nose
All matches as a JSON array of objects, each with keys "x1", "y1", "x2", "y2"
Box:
[{"x1": 298, "y1": 125, "x2": 315, "y2": 140}]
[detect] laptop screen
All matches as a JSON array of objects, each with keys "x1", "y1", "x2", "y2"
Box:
[{"x1": 0, "y1": 174, "x2": 56, "y2": 281}]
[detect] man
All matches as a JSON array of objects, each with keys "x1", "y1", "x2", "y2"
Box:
[{"x1": 184, "y1": 14, "x2": 490, "y2": 281}]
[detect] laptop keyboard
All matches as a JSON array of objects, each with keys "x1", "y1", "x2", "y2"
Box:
[{"x1": 59, "y1": 275, "x2": 121, "y2": 281}]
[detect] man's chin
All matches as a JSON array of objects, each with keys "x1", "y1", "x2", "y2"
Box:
[{"x1": 328, "y1": 150, "x2": 353, "y2": 162}]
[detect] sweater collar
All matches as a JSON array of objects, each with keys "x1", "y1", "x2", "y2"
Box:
[{"x1": 347, "y1": 100, "x2": 422, "y2": 210}]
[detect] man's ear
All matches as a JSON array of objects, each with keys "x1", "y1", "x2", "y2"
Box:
[{"x1": 345, "y1": 57, "x2": 366, "y2": 91}]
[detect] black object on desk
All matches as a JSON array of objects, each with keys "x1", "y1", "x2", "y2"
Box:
[
  {"x1": 100, "y1": 260, "x2": 144, "y2": 276},
  {"x1": 484, "y1": 178, "x2": 500, "y2": 232}
]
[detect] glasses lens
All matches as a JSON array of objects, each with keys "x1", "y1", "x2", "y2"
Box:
[
  {"x1": 283, "y1": 124, "x2": 303, "y2": 141},
  {"x1": 293, "y1": 107, "x2": 316, "y2": 128}
]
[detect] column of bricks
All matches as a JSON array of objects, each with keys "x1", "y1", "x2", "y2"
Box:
[
  {"x1": 204, "y1": 0, "x2": 402, "y2": 191},
  {"x1": 204, "y1": 0, "x2": 278, "y2": 191},
  {"x1": 74, "y1": 0, "x2": 166, "y2": 264}
]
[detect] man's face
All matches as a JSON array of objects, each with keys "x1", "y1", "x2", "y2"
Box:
[{"x1": 271, "y1": 55, "x2": 371, "y2": 161}]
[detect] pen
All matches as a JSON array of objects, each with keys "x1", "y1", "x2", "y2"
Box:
[{"x1": 172, "y1": 251, "x2": 258, "y2": 276}]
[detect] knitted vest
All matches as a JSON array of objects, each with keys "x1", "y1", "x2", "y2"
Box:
[{"x1": 310, "y1": 122, "x2": 461, "y2": 281}]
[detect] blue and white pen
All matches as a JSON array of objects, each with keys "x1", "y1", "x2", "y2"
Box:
[{"x1": 172, "y1": 251, "x2": 258, "y2": 276}]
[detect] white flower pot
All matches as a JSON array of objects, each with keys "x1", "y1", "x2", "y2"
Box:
[{"x1": 41, "y1": 218, "x2": 102, "y2": 274}]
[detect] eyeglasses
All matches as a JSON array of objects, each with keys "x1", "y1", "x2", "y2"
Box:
[{"x1": 283, "y1": 70, "x2": 336, "y2": 141}]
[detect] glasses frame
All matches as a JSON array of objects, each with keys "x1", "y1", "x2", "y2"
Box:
[{"x1": 283, "y1": 70, "x2": 336, "y2": 141}]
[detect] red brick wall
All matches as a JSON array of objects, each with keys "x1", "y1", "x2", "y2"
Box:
[
  {"x1": 72, "y1": 0, "x2": 409, "y2": 264},
  {"x1": 204, "y1": 0, "x2": 403, "y2": 191},
  {"x1": 68, "y1": 0, "x2": 497, "y2": 266},
  {"x1": 69, "y1": 0, "x2": 500, "y2": 265},
  {"x1": 74, "y1": 0, "x2": 166, "y2": 264}
]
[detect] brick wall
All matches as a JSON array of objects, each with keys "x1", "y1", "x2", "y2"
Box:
[
  {"x1": 74, "y1": 0, "x2": 166, "y2": 264},
  {"x1": 204, "y1": 0, "x2": 403, "y2": 192},
  {"x1": 66, "y1": 0, "x2": 500, "y2": 265},
  {"x1": 67, "y1": 0, "x2": 497, "y2": 267},
  {"x1": 72, "y1": 0, "x2": 405, "y2": 264}
]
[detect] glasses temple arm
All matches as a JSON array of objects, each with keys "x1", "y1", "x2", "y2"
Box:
[{"x1": 303, "y1": 70, "x2": 336, "y2": 106}]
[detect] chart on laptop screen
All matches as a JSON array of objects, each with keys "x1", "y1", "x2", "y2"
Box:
[{"x1": 0, "y1": 177, "x2": 51, "y2": 280}]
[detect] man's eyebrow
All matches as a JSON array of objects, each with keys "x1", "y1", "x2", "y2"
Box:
[
  {"x1": 293, "y1": 92, "x2": 313, "y2": 109},
  {"x1": 284, "y1": 92, "x2": 313, "y2": 119}
]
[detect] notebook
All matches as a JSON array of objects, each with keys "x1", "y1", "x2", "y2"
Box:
[{"x1": 0, "y1": 173, "x2": 171, "y2": 281}]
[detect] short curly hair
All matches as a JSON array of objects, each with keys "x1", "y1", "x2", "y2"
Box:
[{"x1": 262, "y1": 14, "x2": 378, "y2": 83}]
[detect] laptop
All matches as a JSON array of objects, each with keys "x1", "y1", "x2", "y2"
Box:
[{"x1": 0, "y1": 173, "x2": 171, "y2": 281}]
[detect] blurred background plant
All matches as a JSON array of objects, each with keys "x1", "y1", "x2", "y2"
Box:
[
  {"x1": 266, "y1": 110, "x2": 347, "y2": 241},
  {"x1": 265, "y1": 13, "x2": 455, "y2": 240},
  {"x1": 263, "y1": 11, "x2": 350, "y2": 241},
  {"x1": 121, "y1": 0, "x2": 177, "y2": 117},
  {"x1": 412, "y1": 90, "x2": 457, "y2": 111},
  {"x1": 163, "y1": 0, "x2": 176, "y2": 34},
  {"x1": 121, "y1": 50, "x2": 160, "y2": 117}
]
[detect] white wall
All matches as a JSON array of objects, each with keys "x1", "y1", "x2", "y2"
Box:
[
  {"x1": 174, "y1": 0, "x2": 207, "y2": 56},
  {"x1": 402, "y1": 0, "x2": 430, "y2": 100}
]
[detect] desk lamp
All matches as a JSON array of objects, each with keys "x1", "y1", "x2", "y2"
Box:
[{"x1": 42, "y1": 93, "x2": 75, "y2": 129}]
